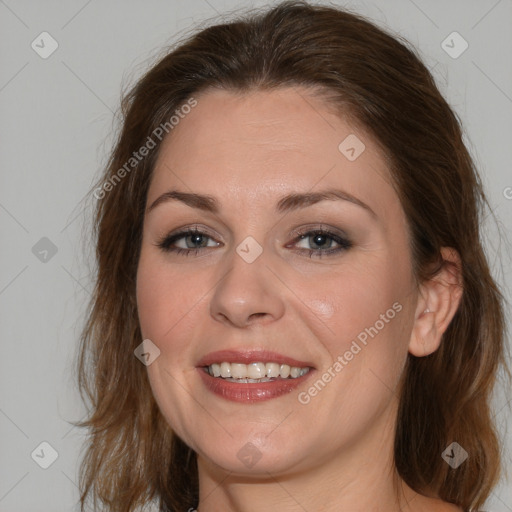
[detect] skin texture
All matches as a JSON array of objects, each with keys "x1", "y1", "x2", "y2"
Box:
[{"x1": 136, "y1": 87, "x2": 463, "y2": 512}]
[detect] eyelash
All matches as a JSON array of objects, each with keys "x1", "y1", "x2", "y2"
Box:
[{"x1": 155, "y1": 225, "x2": 352, "y2": 259}]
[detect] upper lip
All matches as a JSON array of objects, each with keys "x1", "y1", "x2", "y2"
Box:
[{"x1": 197, "y1": 349, "x2": 315, "y2": 369}]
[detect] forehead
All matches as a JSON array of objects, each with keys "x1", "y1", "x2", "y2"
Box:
[{"x1": 149, "y1": 87, "x2": 398, "y2": 218}]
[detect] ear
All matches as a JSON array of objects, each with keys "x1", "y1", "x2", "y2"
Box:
[{"x1": 408, "y1": 247, "x2": 463, "y2": 357}]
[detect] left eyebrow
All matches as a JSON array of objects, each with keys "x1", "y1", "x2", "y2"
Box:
[
  {"x1": 146, "y1": 188, "x2": 377, "y2": 219},
  {"x1": 275, "y1": 188, "x2": 376, "y2": 218}
]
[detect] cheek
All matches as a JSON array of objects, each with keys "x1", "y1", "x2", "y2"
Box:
[
  {"x1": 136, "y1": 252, "x2": 198, "y2": 362},
  {"x1": 136, "y1": 254, "x2": 168, "y2": 340},
  {"x1": 135, "y1": 252, "x2": 203, "y2": 445},
  {"x1": 300, "y1": 264, "x2": 412, "y2": 426},
  {"x1": 302, "y1": 254, "x2": 411, "y2": 404},
  {"x1": 316, "y1": 262, "x2": 406, "y2": 339},
  {"x1": 308, "y1": 299, "x2": 335, "y2": 320}
]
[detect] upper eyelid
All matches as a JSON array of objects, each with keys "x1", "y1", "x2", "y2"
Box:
[
  {"x1": 288, "y1": 223, "x2": 349, "y2": 239},
  {"x1": 160, "y1": 225, "x2": 350, "y2": 247},
  {"x1": 165, "y1": 225, "x2": 218, "y2": 239},
  {"x1": 167, "y1": 225, "x2": 346, "y2": 238}
]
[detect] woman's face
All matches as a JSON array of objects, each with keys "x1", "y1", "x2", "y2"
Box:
[{"x1": 136, "y1": 87, "x2": 420, "y2": 477}]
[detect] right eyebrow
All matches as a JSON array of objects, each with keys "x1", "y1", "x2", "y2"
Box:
[{"x1": 147, "y1": 190, "x2": 218, "y2": 214}]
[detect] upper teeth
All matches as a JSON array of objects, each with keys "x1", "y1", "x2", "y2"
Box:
[{"x1": 207, "y1": 362, "x2": 310, "y2": 380}]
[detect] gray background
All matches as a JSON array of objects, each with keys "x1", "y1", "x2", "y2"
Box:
[{"x1": 1, "y1": 1, "x2": 511, "y2": 511}]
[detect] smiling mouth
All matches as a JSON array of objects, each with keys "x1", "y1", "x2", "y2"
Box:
[
  {"x1": 196, "y1": 349, "x2": 315, "y2": 402},
  {"x1": 202, "y1": 361, "x2": 311, "y2": 382}
]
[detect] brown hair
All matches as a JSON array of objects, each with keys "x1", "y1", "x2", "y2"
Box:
[{"x1": 73, "y1": 1, "x2": 510, "y2": 511}]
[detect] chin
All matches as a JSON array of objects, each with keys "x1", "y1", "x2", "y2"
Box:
[{"x1": 191, "y1": 428, "x2": 313, "y2": 477}]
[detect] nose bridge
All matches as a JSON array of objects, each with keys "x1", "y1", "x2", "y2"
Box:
[{"x1": 209, "y1": 238, "x2": 284, "y2": 327}]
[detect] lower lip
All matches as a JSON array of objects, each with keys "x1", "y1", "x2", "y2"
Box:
[{"x1": 197, "y1": 368, "x2": 314, "y2": 403}]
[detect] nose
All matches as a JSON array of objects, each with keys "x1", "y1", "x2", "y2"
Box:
[{"x1": 209, "y1": 247, "x2": 285, "y2": 328}]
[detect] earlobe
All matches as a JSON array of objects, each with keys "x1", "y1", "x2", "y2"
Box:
[
  {"x1": 408, "y1": 247, "x2": 463, "y2": 358},
  {"x1": 409, "y1": 309, "x2": 438, "y2": 357}
]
